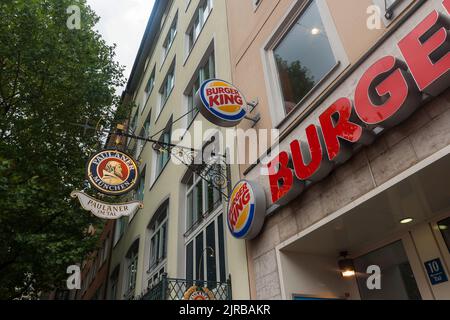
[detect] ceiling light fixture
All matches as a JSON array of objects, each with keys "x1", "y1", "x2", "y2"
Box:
[{"x1": 400, "y1": 218, "x2": 414, "y2": 224}]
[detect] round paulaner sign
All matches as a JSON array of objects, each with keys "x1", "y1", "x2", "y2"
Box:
[
  {"x1": 87, "y1": 150, "x2": 140, "y2": 196},
  {"x1": 195, "y1": 79, "x2": 247, "y2": 127},
  {"x1": 227, "y1": 180, "x2": 266, "y2": 240}
]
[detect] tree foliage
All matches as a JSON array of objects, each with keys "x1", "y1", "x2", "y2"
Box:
[{"x1": 0, "y1": 0, "x2": 127, "y2": 299}]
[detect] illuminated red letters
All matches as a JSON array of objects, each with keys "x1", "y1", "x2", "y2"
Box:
[
  {"x1": 319, "y1": 98, "x2": 362, "y2": 162},
  {"x1": 398, "y1": 10, "x2": 450, "y2": 96},
  {"x1": 267, "y1": 152, "x2": 294, "y2": 204},
  {"x1": 354, "y1": 56, "x2": 421, "y2": 127},
  {"x1": 290, "y1": 125, "x2": 324, "y2": 181},
  {"x1": 267, "y1": 1, "x2": 450, "y2": 206}
]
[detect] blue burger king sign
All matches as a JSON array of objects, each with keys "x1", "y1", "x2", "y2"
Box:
[
  {"x1": 195, "y1": 79, "x2": 247, "y2": 127},
  {"x1": 227, "y1": 180, "x2": 266, "y2": 240}
]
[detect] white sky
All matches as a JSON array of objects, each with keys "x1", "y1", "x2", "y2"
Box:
[{"x1": 87, "y1": 0, "x2": 155, "y2": 92}]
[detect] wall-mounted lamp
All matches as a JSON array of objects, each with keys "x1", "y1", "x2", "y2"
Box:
[{"x1": 338, "y1": 251, "x2": 355, "y2": 278}]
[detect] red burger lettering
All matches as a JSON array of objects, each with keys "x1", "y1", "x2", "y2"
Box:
[
  {"x1": 398, "y1": 10, "x2": 450, "y2": 96},
  {"x1": 319, "y1": 98, "x2": 363, "y2": 163},
  {"x1": 290, "y1": 125, "x2": 326, "y2": 182},
  {"x1": 444, "y1": 0, "x2": 450, "y2": 14},
  {"x1": 267, "y1": 152, "x2": 305, "y2": 205},
  {"x1": 354, "y1": 56, "x2": 421, "y2": 128}
]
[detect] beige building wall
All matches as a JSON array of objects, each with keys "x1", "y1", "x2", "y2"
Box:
[
  {"x1": 109, "y1": 0, "x2": 250, "y2": 300},
  {"x1": 225, "y1": 0, "x2": 449, "y2": 299}
]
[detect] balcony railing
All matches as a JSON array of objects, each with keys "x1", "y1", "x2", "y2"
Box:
[{"x1": 141, "y1": 274, "x2": 232, "y2": 300}]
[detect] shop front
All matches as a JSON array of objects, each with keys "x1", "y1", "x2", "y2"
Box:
[
  {"x1": 227, "y1": 0, "x2": 450, "y2": 300},
  {"x1": 276, "y1": 152, "x2": 450, "y2": 300}
]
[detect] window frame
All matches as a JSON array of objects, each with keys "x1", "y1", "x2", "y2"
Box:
[
  {"x1": 161, "y1": 12, "x2": 178, "y2": 66},
  {"x1": 158, "y1": 60, "x2": 176, "y2": 118},
  {"x1": 184, "y1": 213, "x2": 227, "y2": 283},
  {"x1": 184, "y1": 49, "x2": 216, "y2": 128},
  {"x1": 125, "y1": 249, "x2": 138, "y2": 298},
  {"x1": 262, "y1": 0, "x2": 348, "y2": 128},
  {"x1": 142, "y1": 67, "x2": 156, "y2": 114},
  {"x1": 185, "y1": 0, "x2": 213, "y2": 61},
  {"x1": 145, "y1": 201, "x2": 169, "y2": 288},
  {"x1": 184, "y1": 172, "x2": 222, "y2": 236}
]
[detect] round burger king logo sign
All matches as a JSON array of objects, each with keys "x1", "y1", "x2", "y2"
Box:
[
  {"x1": 227, "y1": 180, "x2": 266, "y2": 240},
  {"x1": 195, "y1": 79, "x2": 247, "y2": 127},
  {"x1": 87, "y1": 150, "x2": 140, "y2": 196}
]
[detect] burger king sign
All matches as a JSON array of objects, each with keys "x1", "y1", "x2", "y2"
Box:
[
  {"x1": 195, "y1": 79, "x2": 248, "y2": 127},
  {"x1": 227, "y1": 180, "x2": 266, "y2": 240}
]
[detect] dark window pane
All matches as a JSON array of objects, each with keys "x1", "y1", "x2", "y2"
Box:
[
  {"x1": 274, "y1": 1, "x2": 336, "y2": 114},
  {"x1": 438, "y1": 217, "x2": 450, "y2": 252},
  {"x1": 186, "y1": 241, "x2": 194, "y2": 281},
  {"x1": 354, "y1": 240, "x2": 422, "y2": 300},
  {"x1": 195, "y1": 232, "x2": 204, "y2": 281},
  {"x1": 206, "y1": 222, "x2": 217, "y2": 283},
  {"x1": 217, "y1": 214, "x2": 226, "y2": 282}
]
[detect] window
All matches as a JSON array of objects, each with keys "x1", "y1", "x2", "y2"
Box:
[
  {"x1": 185, "y1": 172, "x2": 222, "y2": 233},
  {"x1": 162, "y1": 13, "x2": 178, "y2": 61},
  {"x1": 135, "y1": 167, "x2": 145, "y2": 202},
  {"x1": 142, "y1": 67, "x2": 156, "y2": 110},
  {"x1": 113, "y1": 217, "x2": 126, "y2": 246},
  {"x1": 125, "y1": 245, "x2": 139, "y2": 297},
  {"x1": 129, "y1": 112, "x2": 138, "y2": 134},
  {"x1": 185, "y1": 214, "x2": 226, "y2": 283},
  {"x1": 155, "y1": 123, "x2": 172, "y2": 178},
  {"x1": 148, "y1": 204, "x2": 168, "y2": 272},
  {"x1": 143, "y1": 112, "x2": 152, "y2": 138},
  {"x1": 273, "y1": 0, "x2": 337, "y2": 114},
  {"x1": 136, "y1": 128, "x2": 145, "y2": 160},
  {"x1": 186, "y1": 52, "x2": 215, "y2": 126},
  {"x1": 159, "y1": 62, "x2": 175, "y2": 113},
  {"x1": 186, "y1": 0, "x2": 213, "y2": 55}
]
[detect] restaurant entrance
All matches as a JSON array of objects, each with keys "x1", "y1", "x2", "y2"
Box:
[{"x1": 276, "y1": 153, "x2": 450, "y2": 300}]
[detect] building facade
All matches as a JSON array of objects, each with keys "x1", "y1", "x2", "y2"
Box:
[
  {"x1": 108, "y1": 0, "x2": 250, "y2": 300},
  {"x1": 226, "y1": 0, "x2": 450, "y2": 300}
]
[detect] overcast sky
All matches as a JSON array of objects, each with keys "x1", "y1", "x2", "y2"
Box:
[{"x1": 87, "y1": 0, "x2": 155, "y2": 92}]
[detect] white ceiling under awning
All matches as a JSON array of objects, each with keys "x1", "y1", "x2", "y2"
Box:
[{"x1": 283, "y1": 153, "x2": 450, "y2": 257}]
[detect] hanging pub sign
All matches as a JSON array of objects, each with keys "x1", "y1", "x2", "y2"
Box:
[
  {"x1": 227, "y1": 180, "x2": 266, "y2": 240},
  {"x1": 183, "y1": 286, "x2": 215, "y2": 300},
  {"x1": 71, "y1": 191, "x2": 144, "y2": 220},
  {"x1": 195, "y1": 79, "x2": 248, "y2": 127},
  {"x1": 72, "y1": 149, "x2": 143, "y2": 220},
  {"x1": 86, "y1": 149, "x2": 140, "y2": 196}
]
